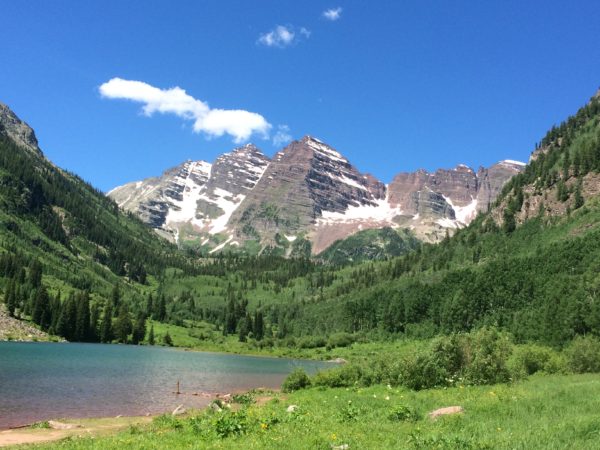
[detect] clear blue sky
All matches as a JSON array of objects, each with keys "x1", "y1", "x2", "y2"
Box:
[{"x1": 1, "y1": 0, "x2": 599, "y2": 192}]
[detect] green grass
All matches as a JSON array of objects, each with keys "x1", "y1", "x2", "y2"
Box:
[{"x1": 31, "y1": 373, "x2": 600, "y2": 449}]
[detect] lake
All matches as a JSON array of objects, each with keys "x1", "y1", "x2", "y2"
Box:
[{"x1": 0, "y1": 342, "x2": 332, "y2": 429}]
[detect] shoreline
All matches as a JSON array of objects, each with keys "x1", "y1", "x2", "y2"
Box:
[{"x1": 0, "y1": 388, "x2": 278, "y2": 448}]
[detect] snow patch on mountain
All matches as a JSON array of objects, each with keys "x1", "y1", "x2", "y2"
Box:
[{"x1": 316, "y1": 194, "x2": 403, "y2": 226}]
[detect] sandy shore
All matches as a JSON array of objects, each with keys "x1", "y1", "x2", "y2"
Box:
[{"x1": 0, "y1": 416, "x2": 153, "y2": 448}]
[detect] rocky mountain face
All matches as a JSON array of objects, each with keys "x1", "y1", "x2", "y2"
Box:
[
  {"x1": 0, "y1": 102, "x2": 42, "y2": 156},
  {"x1": 108, "y1": 136, "x2": 524, "y2": 254}
]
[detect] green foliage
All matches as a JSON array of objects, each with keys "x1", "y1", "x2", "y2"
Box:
[
  {"x1": 213, "y1": 410, "x2": 248, "y2": 438},
  {"x1": 162, "y1": 331, "x2": 174, "y2": 347},
  {"x1": 232, "y1": 392, "x2": 256, "y2": 405},
  {"x1": 319, "y1": 227, "x2": 420, "y2": 264},
  {"x1": 388, "y1": 404, "x2": 421, "y2": 422},
  {"x1": 312, "y1": 364, "x2": 364, "y2": 388},
  {"x1": 565, "y1": 335, "x2": 600, "y2": 373},
  {"x1": 508, "y1": 344, "x2": 567, "y2": 378},
  {"x1": 338, "y1": 400, "x2": 361, "y2": 422},
  {"x1": 282, "y1": 368, "x2": 311, "y2": 393}
]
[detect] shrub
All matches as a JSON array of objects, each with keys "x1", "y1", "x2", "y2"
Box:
[
  {"x1": 297, "y1": 336, "x2": 327, "y2": 349},
  {"x1": 326, "y1": 332, "x2": 356, "y2": 350},
  {"x1": 338, "y1": 401, "x2": 361, "y2": 422},
  {"x1": 312, "y1": 364, "x2": 363, "y2": 388},
  {"x1": 282, "y1": 368, "x2": 311, "y2": 393},
  {"x1": 566, "y1": 335, "x2": 600, "y2": 373},
  {"x1": 232, "y1": 392, "x2": 255, "y2": 405},
  {"x1": 388, "y1": 405, "x2": 421, "y2": 422},
  {"x1": 508, "y1": 344, "x2": 565, "y2": 378},
  {"x1": 394, "y1": 351, "x2": 448, "y2": 390},
  {"x1": 213, "y1": 410, "x2": 247, "y2": 438},
  {"x1": 464, "y1": 327, "x2": 513, "y2": 385}
]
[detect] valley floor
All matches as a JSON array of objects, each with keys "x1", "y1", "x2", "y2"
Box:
[{"x1": 19, "y1": 373, "x2": 600, "y2": 450}]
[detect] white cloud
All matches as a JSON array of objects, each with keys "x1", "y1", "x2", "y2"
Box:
[
  {"x1": 99, "y1": 78, "x2": 271, "y2": 143},
  {"x1": 299, "y1": 27, "x2": 312, "y2": 38},
  {"x1": 272, "y1": 125, "x2": 292, "y2": 147},
  {"x1": 258, "y1": 25, "x2": 310, "y2": 48},
  {"x1": 323, "y1": 7, "x2": 343, "y2": 21}
]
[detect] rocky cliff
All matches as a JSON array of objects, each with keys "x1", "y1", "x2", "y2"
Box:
[{"x1": 108, "y1": 136, "x2": 524, "y2": 254}]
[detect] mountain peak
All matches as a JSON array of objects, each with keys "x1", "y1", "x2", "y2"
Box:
[{"x1": 0, "y1": 102, "x2": 42, "y2": 156}]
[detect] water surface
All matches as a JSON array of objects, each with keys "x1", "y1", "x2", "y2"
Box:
[{"x1": 0, "y1": 342, "x2": 331, "y2": 429}]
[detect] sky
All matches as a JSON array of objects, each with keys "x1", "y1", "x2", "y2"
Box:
[{"x1": 1, "y1": 0, "x2": 600, "y2": 192}]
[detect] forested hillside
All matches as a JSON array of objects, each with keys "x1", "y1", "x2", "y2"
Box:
[
  {"x1": 2, "y1": 91, "x2": 600, "y2": 350},
  {"x1": 149, "y1": 90, "x2": 600, "y2": 349},
  {"x1": 0, "y1": 117, "x2": 195, "y2": 342}
]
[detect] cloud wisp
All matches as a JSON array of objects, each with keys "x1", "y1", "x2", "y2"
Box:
[
  {"x1": 323, "y1": 7, "x2": 343, "y2": 21},
  {"x1": 258, "y1": 25, "x2": 310, "y2": 48},
  {"x1": 272, "y1": 125, "x2": 292, "y2": 147},
  {"x1": 99, "y1": 78, "x2": 271, "y2": 143}
]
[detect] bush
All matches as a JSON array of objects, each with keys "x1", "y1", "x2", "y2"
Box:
[
  {"x1": 282, "y1": 368, "x2": 311, "y2": 393},
  {"x1": 464, "y1": 327, "x2": 513, "y2": 385},
  {"x1": 232, "y1": 392, "x2": 255, "y2": 405},
  {"x1": 508, "y1": 344, "x2": 566, "y2": 378},
  {"x1": 312, "y1": 364, "x2": 363, "y2": 388},
  {"x1": 213, "y1": 410, "x2": 247, "y2": 438},
  {"x1": 388, "y1": 405, "x2": 421, "y2": 422},
  {"x1": 326, "y1": 332, "x2": 356, "y2": 350},
  {"x1": 394, "y1": 351, "x2": 448, "y2": 390},
  {"x1": 566, "y1": 335, "x2": 600, "y2": 373},
  {"x1": 297, "y1": 336, "x2": 327, "y2": 349}
]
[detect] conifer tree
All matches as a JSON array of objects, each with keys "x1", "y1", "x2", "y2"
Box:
[
  {"x1": 74, "y1": 291, "x2": 90, "y2": 342},
  {"x1": 114, "y1": 303, "x2": 132, "y2": 343},
  {"x1": 100, "y1": 303, "x2": 113, "y2": 343},
  {"x1": 163, "y1": 331, "x2": 173, "y2": 346},
  {"x1": 574, "y1": 180, "x2": 584, "y2": 209},
  {"x1": 148, "y1": 324, "x2": 155, "y2": 345},
  {"x1": 131, "y1": 313, "x2": 146, "y2": 345}
]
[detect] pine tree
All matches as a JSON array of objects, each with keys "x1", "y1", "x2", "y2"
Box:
[
  {"x1": 146, "y1": 293, "x2": 154, "y2": 319},
  {"x1": 502, "y1": 208, "x2": 516, "y2": 234},
  {"x1": 131, "y1": 313, "x2": 146, "y2": 345},
  {"x1": 148, "y1": 324, "x2": 155, "y2": 345},
  {"x1": 157, "y1": 294, "x2": 167, "y2": 322},
  {"x1": 111, "y1": 285, "x2": 121, "y2": 317},
  {"x1": 114, "y1": 304, "x2": 132, "y2": 343},
  {"x1": 556, "y1": 179, "x2": 569, "y2": 202},
  {"x1": 100, "y1": 303, "x2": 113, "y2": 343},
  {"x1": 574, "y1": 180, "x2": 584, "y2": 209},
  {"x1": 5, "y1": 279, "x2": 16, "y2": 317},
  {"x1": 74, "y1": 291, "x2": 90, "y2": 342},
  {"x1": 89, "y1": 302, "x2": 100, "y2": 342},
  {"x1": 253, "y1": 310, "x2": 264, "y2": 341},
  {"x1": 28, "y1": 259, "x2": 43, "y2": 288}
]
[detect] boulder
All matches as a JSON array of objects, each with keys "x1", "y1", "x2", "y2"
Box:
[{"x1": 428, "y1": 406, "x2": 464, "y2": 419}]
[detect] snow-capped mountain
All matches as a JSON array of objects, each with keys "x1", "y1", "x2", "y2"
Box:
[{"x1": 108, "y1": 136, "x2": 524, "y2": 254}]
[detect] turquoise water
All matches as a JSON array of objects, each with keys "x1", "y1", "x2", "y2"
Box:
[{"x1": 0, "y1": 342, "x2": 331, "y2": 429}]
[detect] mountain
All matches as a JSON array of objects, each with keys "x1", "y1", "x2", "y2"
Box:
[
  {"x1": 0, "y1": 102, "x2": 190, "y2": 333},
  {"x1": 0, "y1": 102, "x2": 41, "y2": 156},
  {"x1": 155, "y1": 88, "x2": 600, "y2": 348},
  {"x1": 109, "y1": 136, "x2": 523, "y2": 255}
]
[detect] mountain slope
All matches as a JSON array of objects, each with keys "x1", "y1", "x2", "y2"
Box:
[
  {"x1": 0, "y1": 102, "x2": 192, "y2": 342},
  {"x1": 109, "y1": 136, "x2": 523, "y2": 257},
  {"x1": 151, "y1": 88, "x2": 600, "y2": 349}
]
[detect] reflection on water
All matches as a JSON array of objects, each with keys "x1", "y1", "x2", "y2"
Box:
[{"x1": 0, "y1": 342, "x2": 331, "y2": 429}]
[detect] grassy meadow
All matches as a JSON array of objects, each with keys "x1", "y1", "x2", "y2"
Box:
[{"x1": 27, "y1": 373, "x2": 600, "y2": 450}]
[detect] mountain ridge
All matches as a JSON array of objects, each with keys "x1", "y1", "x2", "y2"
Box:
[{"x1": 109, "y1": 135, "x2": 524, "y2": 254}]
